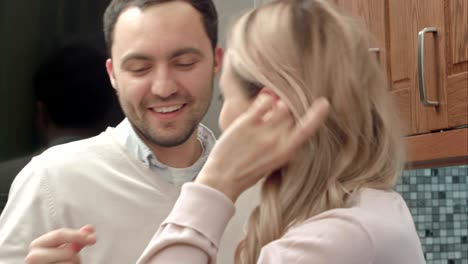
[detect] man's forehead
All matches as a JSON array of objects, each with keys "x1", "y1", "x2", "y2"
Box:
[
  {"x1": 111, "y1": 3, "x2": 210, "y2": 60},
  {"x1": 116, "y1": 2, "x2": 204, "y2": 32},
  {"x1": 114, "y1": 4, "x2": 206, "y2": 41}
]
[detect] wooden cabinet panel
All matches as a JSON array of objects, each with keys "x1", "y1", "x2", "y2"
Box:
[
  {"x1": 393, "y1": 89, "x2": 413, "y2": 135},
  {"x1": 449, "y1": 0, "x2": 468, "y2": 69},
  {"x1": 447, "y1": 72, "x2": 468, "y2": 127},
  {"x1": 333, "y1": 0, "x2": 467, "y2": 166},
  {"x1": 389, "y1": 0, "x2": 448, "y2": 135},
  {"x1": 333, "y1": 0, "x2": 387, "y2": 67},
  {"x1": 406, "y1": 128, "x2": 468, "y2": 168},
  {"x1": 386, "y1": 0, "x2": 416, "y2": 134},
  {"x1": 446, "y1": 0, "x2": 468, "y2": 128}
]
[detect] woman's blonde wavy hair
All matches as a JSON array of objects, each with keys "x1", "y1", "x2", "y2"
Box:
[{"x1": 226, "y1": 0, "x2": 406, "y2": 263}]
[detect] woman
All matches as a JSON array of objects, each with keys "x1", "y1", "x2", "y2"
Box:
[{"x1": 135, "y1": 0, "x2": 425, "y2": 263}]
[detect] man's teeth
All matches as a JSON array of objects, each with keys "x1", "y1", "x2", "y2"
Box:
[{"x1": 153, "y1": 105, "x2": 183, "y2": 113}]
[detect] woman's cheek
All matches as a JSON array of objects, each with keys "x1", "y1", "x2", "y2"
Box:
[{"x1": 218, "y1": 105, "x2": 227, "y2": 132}]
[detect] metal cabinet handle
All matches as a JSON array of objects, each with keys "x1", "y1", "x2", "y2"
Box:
[
  {"x1": 418, "y1": 27, "x2": 439, "y2": 107},
  {"x1": 368, "y1": 48, "x2": 381, "y2": 62}
]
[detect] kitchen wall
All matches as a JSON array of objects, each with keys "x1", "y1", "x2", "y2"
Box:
[
  {"x1": 0, "y1": 0, "x2": 259, "y2": 161},
  {"x1": 0, "y1": 0, "x2": 110, "y2": 161},
  {"x1": 202, "y1": 0, "x2": 255, "y2": 136},
  {"x1": 0, "y1": 1, "x2": 42, "y2": 160},
  {"x1": 397, "y1": 165, "x2": 468, "y2": 264}
]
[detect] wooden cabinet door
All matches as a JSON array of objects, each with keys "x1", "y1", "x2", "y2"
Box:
[
  {"x1": 334, "y1": 0, "x2": 418, "y2": 135},
  {"x1": 332, "y1": 0, "x2": 466, "y2": 136},
  {"x1": 333, "y1": 0, "x2": 387, "y2": 68},
  {"x1": 445, "y1": 0, "x2": 468, "y2": 128},
  {"x1": 388, "y1": 0, "x2": 449, "y2": 135},
  {"x1": 333, "y1": 0, "x2": 467, "y2": 166},
  {"x1": 333, "y1": 0, "x2": 422, "y2": 136},
  {"x1": 333, "y1": 0, "x2": 414, "y2": 134}
]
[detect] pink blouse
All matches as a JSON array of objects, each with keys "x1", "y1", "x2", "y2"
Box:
[{"x1": 137, "y1": 183, "x2": 426, "y2": 264}]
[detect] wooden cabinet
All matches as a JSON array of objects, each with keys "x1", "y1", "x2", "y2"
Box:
[
  {"x1": 333, "y1": 0, "x2": 468, "y2": 167},
  {"x1": 446, "y1": 0, "x2": 468, "y2": 128},
  {"x1": 333, "y1": 0, "x2": 388, "y2": 72}
]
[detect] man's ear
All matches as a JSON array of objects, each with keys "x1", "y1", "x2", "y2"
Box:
[
  {"x1": 213, "y1": 46, "x2": 223, "y2": 76},
  {"x1": 105, "y1": 59, "x2": 117, "y2": 90}
]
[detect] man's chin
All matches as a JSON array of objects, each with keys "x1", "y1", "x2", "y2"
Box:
[
  {"x1": 148, "y1": 137, "x2": 188, "y2": 148},
  {"x1": 130, "y1": 116, "x2": 199, "y2": 148},
  {"x1": 144, "y1": 128, "x2": 196, "y2": 148}
]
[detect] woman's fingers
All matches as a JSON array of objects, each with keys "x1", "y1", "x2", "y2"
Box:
[
  {"x1": 26, "y1": 226, "x2": 96, "y2": 264},
  {"x1": 79, "y1": 225, "x2": 94, "y2": 234},
  {"x1": 70, "y1": 225, "x2": 96, "y2": 252},
  {"x1": 245, "y1": 91, "x2": 276, "y2": 124},
  {"x1": 26, "y1": 246, "x2": 79, "y2": 264},
  {"x1": 30, "y1": 229, "x2": 90, "y2": 249},
  {"x1": 197, "y1": 94, "x2": 329, "y2": 202},
  {"x1": 264, "y1": 100, "x2": 293, "y2": 125},
  {"x1": 289, "y1": 97, "x2": 330, "y2": 153}
]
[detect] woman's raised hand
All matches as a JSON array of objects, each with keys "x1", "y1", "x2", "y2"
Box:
[{"x1": 196, "y1": 91, "x2": 330, "y2": 202}]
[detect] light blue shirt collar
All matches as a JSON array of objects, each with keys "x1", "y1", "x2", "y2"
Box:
[{"x1": 114, "y1": 118, "x2": 216, "y2": 185}]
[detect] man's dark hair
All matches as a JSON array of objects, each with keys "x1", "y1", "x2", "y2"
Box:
[
  {"x1": 103, "y1": 0, "x2": 218, "y2": 56},
  {"x1": 34, "y1": 42, "x2": 122, "y2": 130}
]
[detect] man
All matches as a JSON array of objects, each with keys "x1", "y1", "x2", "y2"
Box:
[
  {"x1": 0, "y1": 1, "x2": 258, "y2": 263},
  {"x1": 0, "y1": 42, "x2": 123, "y2": 214}
]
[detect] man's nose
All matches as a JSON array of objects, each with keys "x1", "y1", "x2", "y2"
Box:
[{"x1": 151, "y1": 66, "x2": 178, "y2": 98}]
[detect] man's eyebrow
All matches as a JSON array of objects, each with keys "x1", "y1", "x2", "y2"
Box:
[
  {"x1": 170, "y1": 47, "x2": 204, "y2": 58},
  {"x1": 120, "y1": 53, "x2": 152, "y2": 67},
  {"x1": 119, "y1": 48, "x2": 204, "y2": 66}
]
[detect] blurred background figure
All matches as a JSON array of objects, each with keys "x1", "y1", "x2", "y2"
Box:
[{"x1": 0, "y1": 42, "x2": 123, "y2": 213}]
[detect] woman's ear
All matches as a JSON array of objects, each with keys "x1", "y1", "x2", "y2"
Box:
[{"x1": 259, "y1": 88, "x2": 280, "y2": 101}]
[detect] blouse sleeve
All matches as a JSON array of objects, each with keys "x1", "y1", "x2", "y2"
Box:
[
  {"x1": 136, "y1": 183, "x2": 235, "y2": 264},
  {"x1": 256, "y1": 213, "x2": 375, "y2": 264},
  {"x1": 137, "y1": 183, "x2": 375, "y2": 264}
]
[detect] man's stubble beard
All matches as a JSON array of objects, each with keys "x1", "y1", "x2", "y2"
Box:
[
  {"x1": 135, "y1": 113, "x2": 200, "y2": 148},
  {"x1": 116, "y1": 83, "x2": 213, "y2": 148}
]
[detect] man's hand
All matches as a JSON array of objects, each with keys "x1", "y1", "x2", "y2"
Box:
[{"x1": 25, "y1": 225, "x2": 96, "y2": 264}]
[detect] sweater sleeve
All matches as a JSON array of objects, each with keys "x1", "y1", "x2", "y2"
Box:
[
  {"x1": 0, "y1": 158, "x2": 60, "y2": 263},
  {"x1": 137, "y1": 183, "x2": 236, "y2": 264}
]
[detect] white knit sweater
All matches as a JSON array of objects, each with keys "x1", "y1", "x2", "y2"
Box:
[{"x1": 0, "y1": 126, "x2": 259, "y2": 264}]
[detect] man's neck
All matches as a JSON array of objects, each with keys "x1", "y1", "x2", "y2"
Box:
[{"x1": 141, "y1": 131, "x2": 203, "y2": 168}]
